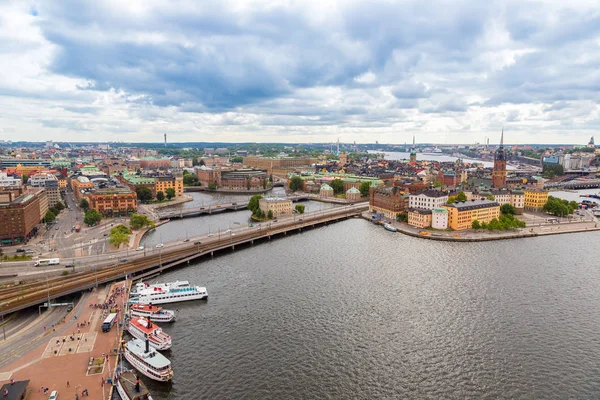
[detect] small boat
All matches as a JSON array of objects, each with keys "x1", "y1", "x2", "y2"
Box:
[
  {"x1": 130, "y1": 303, "x2": 176, "y2": 323},
  {"x1": 127, "y1": 317, "x2": 172, "y2": 350},
  {"x1": 130, "y1": 285, "x2": 208, "y2": 305},
  {"x1": 115, "y1": 369, "x2": 154, "y2": 400},
  {"x1": 131, "y1": 281, "x2": 190, "y2": 297},
  {"x1": 384, "y1": 224, "x2": 397, "y2": 232},
  {"x1": 124, "y1": 339, "x2": 173, "y2": 382}
]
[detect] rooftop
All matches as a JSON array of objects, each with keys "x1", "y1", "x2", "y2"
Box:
[{"x1": 445, "y1": 199, "x2": 500, "y2": 210}]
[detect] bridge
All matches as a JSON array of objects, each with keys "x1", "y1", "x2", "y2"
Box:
[
  {"x1": 546, "y1": 179, "x2": 600, "y2": 190},
  {"x1": 157, "y1": 194, "x2": 311, "y2": 219},
  {"x1": 0, "y1": 204, "x2": 368, "y2": 315}
]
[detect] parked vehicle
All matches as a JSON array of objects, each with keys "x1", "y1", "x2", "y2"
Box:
[{"x1": 136, "y1": 246, "x2": 144, "y2": 251}]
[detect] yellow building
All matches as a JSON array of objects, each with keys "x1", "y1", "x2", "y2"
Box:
[
  {"x1": 155, "y1": 176, "x2": 184, "y2": 197},
  {"x1": 443, "y1": 199, "x2": 500, "y2": 231},
  {"x1": 524, "y1": 188, "x2": 549, "y2": 211},
  {"x1": 407, "y1": 208, "x2": 432, "y2": 228},
  {"x1": 258, "y1": 197, "x2": 293, "y2": 217},
  {"x1": 57, "y1": 178, "x2": 67, "y2": 189}
]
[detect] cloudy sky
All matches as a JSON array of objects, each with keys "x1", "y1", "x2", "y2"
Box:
[{"x1": 1, "y1": 0, "x2": 599, "y2": 145}]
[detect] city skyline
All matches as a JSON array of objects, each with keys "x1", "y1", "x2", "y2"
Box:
[{"x1": 1, "y1": 1, "x2": 599, "y2": 144}]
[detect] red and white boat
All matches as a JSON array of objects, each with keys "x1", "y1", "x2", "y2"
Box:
[
  {"x1": 129, "y1": 303, "x2": 176, "y2": 323},
  {"x1": 127, "y1": 317, "x2": 172, "y2": 351},
  {"x1": 124, "y1": 339, "x2": 173, "y2": 382}
]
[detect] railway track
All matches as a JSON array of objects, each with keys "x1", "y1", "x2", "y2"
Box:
[{"x1": 0, "y1": 206, "x2": 366, "y2": 314}]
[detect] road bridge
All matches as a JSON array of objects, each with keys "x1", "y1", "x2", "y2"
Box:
[
  {"x1": 0, "y1": 204, "x2": 367, "y2": 315},
  {"x1": 546, "y1": 179, "x2": 600, "y2": 190}
]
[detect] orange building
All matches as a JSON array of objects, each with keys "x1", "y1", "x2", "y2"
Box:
[
  {"x1": 71, "y1": 176, "x2": 94, "y2": 200},
  {"x1": 86, "y1": 188, "x2": 138, "y2": 216}
]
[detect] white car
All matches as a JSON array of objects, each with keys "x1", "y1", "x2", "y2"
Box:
[
  {"x1": 48, "y1": 391, "x2": 59, "y2": 400},
  {"x1": 155, "y1": 243, "x2": 164, "y2": 248},
  {"x1": 136, "y1": 246, "x2": 144, "y2": 251},
  {"x1": 207, "y1": 233, "x2": 214, "y2": 237}
]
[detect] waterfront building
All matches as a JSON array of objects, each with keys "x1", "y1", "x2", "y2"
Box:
[
  {"x1": 524, "y1": 187, "x2": 549, "y2": 211},
  {"x1": 155, "y1": 175, "x2": 184, "y2": 197},
  {"x1": 220, "y1": 169, "x2": 268, "y2": 191},
  {"x1": 199, "y1": 156, "x2": 229, "y2": 168},
  {"x1": 369, "y1": 186, "x2": 408, "y2": 219},
  {"x1": 431, "y1": 208, "x2": 449, "y2": 229},
  {"x1": 408, "y1": 190, "x2": 449, "y2": 210},
  {"x1": 86, "y1": 188, "x2": 138, "y2": 216},
  {"x1": 0, "y1": 187, "x2": 44, "y2": 246},
  {"x1": 0, "y1": 172, "x2": 21, "y2": 187},
  {"x1": 484, "y1": 188, "x2": 525, "y2": 215},
  {"x1": 346, "y1": 187, "x2": 361, "y2": 201},
  {"x1": 492, "y1": 130, "x2": 507, "y2": 188},
  {"x1": 443, "y1": 199, "x2": 501, "y2": 231},
  {"x1": 196, "y1": 166, "x2": 220, "y2": 187},
  {"x1": 118, "y1": 169, "x2": 157, "y2": 196},
  {"x1": 243, "y1": 156, "x2": 317, "y2": 176},
  {"x1": 258, "y1": 197, "x2": 293, "y2": 217},
  {"x1": 28, "y1": 172, "x2": 61, "y2": 207},
  {"x1": 407, "y1": 208, "x2": 432, "y2": 228},
  {"x1": 319, "y1": 183, "x2": 334, "y2": 197}
]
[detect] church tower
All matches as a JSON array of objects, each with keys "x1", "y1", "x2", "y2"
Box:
[
  {"x1": 492, "y1": 129, "x2": 507, "y2": 188},
  {"x1": 409, "y1": 134, "x2": 417, "y2": 164}
]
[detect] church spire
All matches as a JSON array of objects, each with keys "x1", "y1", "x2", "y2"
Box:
[
  {"x1": 500, "y1": 127, "x2": 504, "y2": 147},
  {"x1": 413, "y1": 134, "x2": 415, "y2": 146}
]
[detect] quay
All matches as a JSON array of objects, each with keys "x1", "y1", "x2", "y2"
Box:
[
  {"x1": 0, "y1": 204, "x2": 367, "y2": 315},
  {"x1": 0, "y1": 279, "x2": 131, "y2": 400}
]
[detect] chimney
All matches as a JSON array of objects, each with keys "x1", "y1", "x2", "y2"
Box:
[{"x1": 145, "y1": 336, "x2": 150, "y2": 353}]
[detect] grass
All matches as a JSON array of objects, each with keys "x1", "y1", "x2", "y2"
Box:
[{"x1": 1, "y1": 255, "x2": 33, "y2": 261}]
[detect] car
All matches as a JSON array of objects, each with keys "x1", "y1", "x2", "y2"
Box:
[
  {"x1": 136, "y1": 246, "x2": 144, "y2": 251},
  {"x1": 273, "y1": 219, "x2": 278, "y2": 222},
  {"x1": 231, "y1": 233, "x2": 236, "y2": 236},
  {"x1": 232, "y1": 202, "x2": 237, "y2": 205},
  {"x1": 224, "y1": 229, "x2": 232, "y2": 233},
  {"x1": 65, "y1": 262, "x2": 74, "y2": 268},
  {"x1": 119, "y1": 258, "x2": 128, "y2": 262},
  {"x1": 55, "y1": 227, "x2": 60, "y2": 230},
  {"x1": 48, "y1": 391, "x2": 59, "y2": 400},
  {"x1": 16, "y1": 248, "x2": 25, "y2": 253},
  {"x1": 194, "y1": 241, "x2": 202, "y2": 245},
  {"x1": 25, "y1": 249, "x2": 35, "y2": 254},
  {"x1": 156, "y1": 243, "x2": 164, "y2": 248},
  {"x1": 216, "y1": 205, "x2": 221, "y2": 208},
  {"x1": 103, "y1": 233, "x2": 108, "y2": 237},
  {"x1": 183, "y1": 239, "x2": 190, "y2": 242},
  {"x1": 207, "y1": 233, "x2": 214, "y2": 237},
  {"x1": 298, "y1": 218, "x2": 303, "y2": 221}
]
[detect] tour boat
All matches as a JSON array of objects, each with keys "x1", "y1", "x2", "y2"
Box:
[
  {"x1": 127, "y1": 317, "x2": 172, "y2": 350},
  {"x1": 115, "y1": 369, "x2": 154, "y2": 400},
  {"x1": 384, "y1": 224, "x2": 398, "y2": 232},
  {"x1": 124, "y1": 339, "x2": 173, "y2": 382},
  {"x1": 130, "y1": 303, "x2": 176, "y2": 323},
  {"x1": 129, "y1": 285, "x2": 208, "y2": 305},
  {"x1": 131, "y1": 281, "x2": 190, "y2": 297}
]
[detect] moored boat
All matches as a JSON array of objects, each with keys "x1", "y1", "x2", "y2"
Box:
[
  {"x1": 129, "y1": 285, "x2": 208, "y2": 305},
  {"x1": 127, "y1": 317, "x2": 172, "y2": 350},
  {"x1": 384, "y1": 223, "x2": 397, "y2": 232},
  {"x1": 130, "y1": 303, "x2": 176, "y2": 323},
  {"x1": 131, "y1": 280, "x2": 190, "y2": 296},
  {"x1": 124, "y1": 339, "x2": 173, "y2": 382},
  {"x1": 115, "y1": 369, "x2": 154, "y2": 400}
]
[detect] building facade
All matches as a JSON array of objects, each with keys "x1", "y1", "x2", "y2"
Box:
[
  {"x1": 258, "y1": 197, "x2": 293, "y2": 217},
  {"x1": 0, "y1": 172, "x2": 21, "y2": 187},
  {"x1": 0, "y1": 188, "x2": 43, "y2": 246},
  {"x1": 524, "y1": 188, "x2": 549, "y2": 211},
  {"x1": 155, "y1": 175, "x2": 184, "y2": 197},
  {"x1": 407, "y1": 208, "x2": 432, "y2": 228},
  {"x1": 408, "y1": 190, "x2": 449, "y2": 210},
  {"x1": 492, "y1": 131, "x2": 507, "y2": 188},
  {"x1": 431, "y1": 208, "x2": 449, "y2": 229},
  {"x1": 444, "y1": 199, "x2": 501, "y2": 230},
  {"x1": 320, "y1": 183, "x2": 334, "y2": 197},
  {"x1": 369, "y1": 186, "x2": 408, "y2": 219},
  {"x1": 28, "y1": 172, "x2": 61, "y2": 207},
  {"x1": 243, "y1": 156, "x2": 317, "y2": 176},
  {"x1": 86, "y1": 188, "x2": 138, "y2": 215},
  {"x1": 346, "y1": 187, "x2": 361, "y2": 201}
]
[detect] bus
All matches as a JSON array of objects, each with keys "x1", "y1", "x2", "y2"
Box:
[
  {"x1": 34, "y1": 258, "x2": 60, "y2": 267},
  {"x1": 101, "y1": 313, "x2": 118, "y2": 332}
]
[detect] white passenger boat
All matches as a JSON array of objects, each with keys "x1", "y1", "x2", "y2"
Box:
[
  {"x1": 131, "y1": 281, "x2": 190, "y2": 297},
  {"x1": 126, "y1": 317, "x2": 172, "y2": 351},
  {"x1": 115, "y1": 369, "x2": 154, "y2": 400},
  {"x1": 384, "y1": 224, "x2": 397, "y2": 232},
  {"x1": 124, "y1": 339, "x2": 173, "y2": 382},
  {"x1": 130, "y1": 303, "x2": 176, "y2": 323},
  {"x1": 129, "y1": 285, "x2": 208, "y2": 305}
]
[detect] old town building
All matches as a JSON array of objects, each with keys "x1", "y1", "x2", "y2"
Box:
[
  {"x1": 346, "y1": 187, "x2": 361, "y2": 201},
  {"x1": 86, "y1": 188, "x2": 138, "y2": 215},
  {"x1": 443, "y1": 199, "x2": 500, "y2": 231},
  {"x1": 524, "y1": 187, "x2": 549, "y2": 211},
  {"x1": 407, "y1": 208, "x2": 432, "y2": 228},
  {"x1": 492, "y1": 130, "x2": 507, "y2": 188},
  {"x1": 0, "y1": 187, "x2": 45, "y2": 246},
  {"x1": 319, "y1": 183, "x2": 334, "y2": 197},
  {"x1": 369, "y1": 186, "x2": 408, "y2": 219},
  {"x1": 408, "y1": 190, "x2": 449, "y2": 210},
  {"x1": 258, "y1": 197, "x2": 293, "y2": 218},
  {"x1": 431, "y1": 207, "x2": 449, "y2": 229}
]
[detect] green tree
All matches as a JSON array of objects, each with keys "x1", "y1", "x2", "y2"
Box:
[
  {"x1": 130, "y1": 213, "x2": 155, "y2": 229},
  {"x1": 487, "y1": 218, "x2": 501, "y2": 231},
  {"x1": 542, "y1": 163, "x2": 564, "y2": 178},
  {"x1": 269, "y1": 174, "x2": 273, "y2": 183},
  {"x1": 569, "y1": 201, "x2": 579, "y2": 211},
  {"x1": 135, "y1": 187, "x2": 153, "y2": 203},
  {"x1": 45, "y1": 209, "x2": 56, "y2": 224},
  {"x1": 359, "y1": 181, "x2": 371, "y2": 197},
  {"x1": 289, "y1": 176, "x2": 303, "y2": 192},
  {"x1": 109, "y1": 225, "x2": 131, "y2": 247},
  {"x1": 49, "y1": 206, "x2": 59, "y2": 216},
  {"x1": 330, "y1": 178, "x2": 344, "y2": 195},
  {"x1": 156, "y1": 191, "x2": 165, "y2": 201},
  {"x1": 230, "y1": 155, "x2": 244, "y2": 163},
  {"x1": 486, "y1": 194, "x2": 496, "y2": 201},
  {"x1": 208, "y1": 182, "x2": 217, "y2": 190},
  {"x1": 433, "y1": 181, "x2": 442, "y2": 188},
  {"x1": 55, "y1": 201, "x2": 65, "y2": 211},
  {"x1": 183, "y1": 171, "x2": 197, "y2": 186},
  {"x1": 165, "y1": 188, "x2": 176, "y2": 200},
  {"x1": 83, "y1": 209, "x2": 102, "y2": 226},
  {"x1": 80, "y1": 198, "x2": 90, "y2": 211},
  {"x1": 457, "y1": 191, "x2": 467, "y2": 202},
  {"x1": 447, "y1": 196, "x2": 456, "y2": 204},
  {"x1": 396, "y1": 212, "x2": 408, "y2": 222},
  {"x1": 500, "y1": 203, "x2": 516, "y2": 215},
  {"x1": 295, "y1": 204, "x2": 305, "y2": 214},
  {"x1": 267, "y1": 210, "x2": 273, "y2": 219},
  {"x1": 22, "y1": 174, "x2": 28, "y2": 184},
  {"x1": 247, "y1": 195, "x2": 264, "y2": 213},
  {"x1": 471, "y1": 220, "x2": 481, "y2": 230}
]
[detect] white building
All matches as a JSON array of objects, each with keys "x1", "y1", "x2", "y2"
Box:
[
  {"x1": 0, "y1": 172, "x2": 22, "y2": 187},
  {"x1": 409, "y1": 190, "x2": 449, "y2": 210},
  {"x1": 431, "y1": 208, "x2": 448, "y2": 229},
  {"x1": 29, "y1": 172, "x2": 61, "y2": 207}
]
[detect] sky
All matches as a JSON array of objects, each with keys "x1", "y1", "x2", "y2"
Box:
[{"x1": 0, "y1": 0, "x2": 599, "y2": 145}]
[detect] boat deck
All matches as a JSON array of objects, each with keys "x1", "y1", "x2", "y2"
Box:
[{"x1": 119, "y1": 371, "x2": 152, "y2": 400}]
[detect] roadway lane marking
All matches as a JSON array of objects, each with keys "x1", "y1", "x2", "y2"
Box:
[
  {"x1": 42, "y1": 336, "x2": 65, "y2": 358},
  {"x1": 77, "y1": 332, "x2": 97, "y2": 353},
  {"x1": 59, "y1": 335, "x2": 81, "y2": 356}
]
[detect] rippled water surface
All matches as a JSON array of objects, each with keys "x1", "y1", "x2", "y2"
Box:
[{"x1": 132, "y1": 219, "x2": 600, "y2": 399}]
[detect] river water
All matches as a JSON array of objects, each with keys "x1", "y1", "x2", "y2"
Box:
[{"x1": 128, "y1": 218, "x2": 600, "y2": 399}]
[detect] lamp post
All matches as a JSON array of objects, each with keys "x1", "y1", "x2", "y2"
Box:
[{"x1": 1, "y1": 303, "x2": 6, "y2": 340}]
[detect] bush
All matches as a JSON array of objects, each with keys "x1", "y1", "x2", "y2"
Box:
[
  {"x1": 289, "y1": 176, "x2": 303, "y2": 192},
  {"x1": 130, "y1": 214, "x2": 155, "y2": 230},
  {"x1": 45, "y1": 210, "x2": 56, "y2": 224},
  {"x1": 295, "y1": 204, "x2": 305, "y2": 214},
  {"x1": 156, "y1": 191, "x2": 165, "y2": 201}
]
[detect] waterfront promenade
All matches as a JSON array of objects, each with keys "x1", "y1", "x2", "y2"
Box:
[{"x1": 0, "y1": 280, "x2": 130, "y2": 399}]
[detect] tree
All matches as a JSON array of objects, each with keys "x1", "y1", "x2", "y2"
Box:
[
  {"x1": 543, "y1": 196, "x2": 574, "y2": 217},
  {"x1": 135, "y1": 187, "x2": 153, "y2": 203},
  {"x1": 289, "y1": 176, "x2": 303, "y2": 192},
  {"x1": 500, "y1": 203, "x2": 516, "y2": 215},
  {"x1": 130, "y1": 213, "x2": 155, "y2": 229},
  {"x1": 80, "y1": 198, "x2": 90, "y2": 211},
  {"x1": 84, "y1": 209, "x2": 102, "y2": 226},
  {"x1": 267, "y1": 210, "x2": 273, "y2": 219},
  {"x1": 247, "y1": 195, "x2": 264, "y2": 213},
  {"x1": 330, "y1": 178, "x2": 344, "y2": 195},
  {"x1": 22, "y1": 174, "x2": 28, "y2": 184},
  {"x1": 45, "y1": 209, "x2": 56, "y2": 224},
  {"x1": 569, "y1": 201, "x2": 579, "y2": 211},
  {"x1": 55, "y1": 201, "x2": 65, "y2": 211},
  {"x1": 487, "y1": 218, "x2": 501, "y2": 231},
  {"x1": 457, "y1": 191, "x2": 467, "y2": 202},
  {"x1": 542, "y1": 163, "x2": 564, "y2": 178},
  {"x1": 433, "y1": 181, "x2": 442, "y2": 188},
  {"x1": 486, "y1": 194, "x2": 496, "y2": 201},
  {"x1": 269, "y1": 174, "x2": 273, "y2": 183},
  {"x1": 359, "y1": 181, "x2": 371, "y2": 197},
  {"x1": 156, "y1": 191, "x2": 165, "y2": 201},
  {"x1": 396, "y1": 212, "x2": 408, "y2": 222},
  {"x1": 471, "y1": 220, "x2": 481, "y2": 230},
  {"x1": 109, "y1": 225, "x2": 131, "y2": 247},
  {"x1": 208, "y1": 183, "x2": 217, "y2": 190},
  {"x1": 49, "y1": 206, "x2": 60, "y2": 216},
  {"x1": 183, "y1": 171, "x2": 197, "y2": 186},
  {"x1": 165, "y1": 188, "x2": 176, "y2": 200},
  {"x1": 295, "y1": 204, "x2": 305, "y2": 214},
  {"x1": 447, "y1": 196, "x2": 456, "y2": 204}
]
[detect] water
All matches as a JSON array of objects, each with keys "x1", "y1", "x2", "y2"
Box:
[
  {"x1": 550, "y1": 188, "x2": 599, "y2": 202},
  {"x1": 129, "y1": 219, "x2": 600, "y2": 399},
  {"x1": 173, "y1": 189, "x2": 287, "y2": 210},
  {"x1": 376, "y1": 150, "x2": 495, "y2": 167}
]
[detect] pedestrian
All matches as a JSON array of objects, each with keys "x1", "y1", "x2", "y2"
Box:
[
  {"x1": 67, "y1": 381, "x2": 70, "y2": 387},
  {"x1": 101, "y1": 377, "x2": 104, "y2": 387}
]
